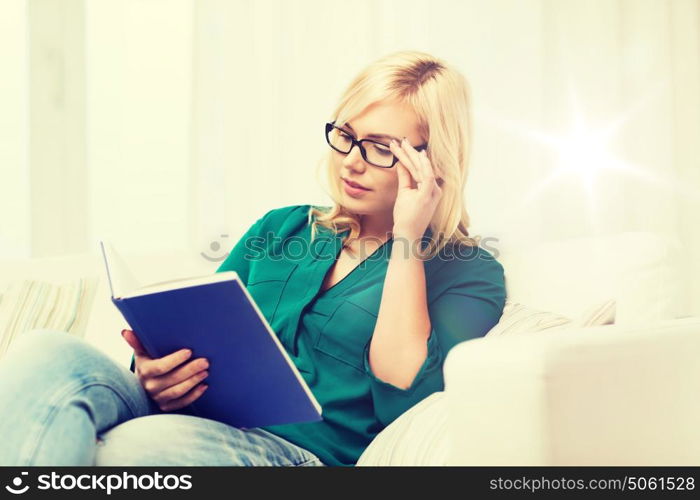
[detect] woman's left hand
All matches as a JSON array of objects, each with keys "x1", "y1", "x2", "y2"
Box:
[{"x1": 390, "y1": 138, "x2": 443, "y2": 241}]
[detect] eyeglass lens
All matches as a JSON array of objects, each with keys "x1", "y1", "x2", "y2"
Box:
[{"x1": 327, "y1": 126, "x2": 395, "y2": 167}]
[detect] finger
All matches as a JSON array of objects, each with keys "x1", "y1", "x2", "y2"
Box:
[
  {"x1": 409, "y1": 150, "x2": 431, "y2": 196},
  {"x1": 159, "y1": 383, "x2": 209, "y2": 412},
  {"x1": 121, "y1": 329, "x2": 149, "y2": 357},
  {"x1": 418, "y1": 150, "x2": 443, "y2": 179},
  {"x1": 431, "y1": 176, "x2": 443, "y2": 198},
  {"x1": 153, "y1": 369, "x2": 209, "y2": 404},
  {"x1": 401, "y1": 139, "x2": 426, "y2": 182},
  {"x1": 417, "y1": 151, "x2": 438, "y2": 195},
  {"x1": 429, "y1": 178, "x2": 440, "y2": 197},
  {"x1": 420, "y1": 151, "x2": 446, "y2": 185},
  {"x1": 150, "y1": 356, "x2": 210, "y2": 392},
  {"x1": 418, "y1": 154, "x2": 435, "y2": 194},
  {"x1": 433, "y1": 160, "x2": 445, "y2": 180},
  {"x1": 395, "y1": 161, "x2": 412, "y2": 190},
  {"x1": 139, "y1": 348, "x2": 194, "y2": 379},
  {"x1": 390, "y1": 140, "x2": 421, "y2": 186}
]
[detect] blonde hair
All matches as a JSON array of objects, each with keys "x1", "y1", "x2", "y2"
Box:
[{"x1": 309, "y1": 50, "x2": 479, "y2": 259}]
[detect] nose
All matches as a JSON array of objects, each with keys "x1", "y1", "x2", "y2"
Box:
[{"x1": 341, "y1": 143, "x2": 367, "y2": 173}]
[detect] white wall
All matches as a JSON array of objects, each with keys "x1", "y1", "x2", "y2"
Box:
[
  {"x1": 29, "y1": 0, "x2": 87, "y2": 257},
  {"x1": 190, "y1": 0, "x2": 700, "y2": 317},
  {"x1": 190, "y1": 0, "x2": 343, "y2": 258},
  {"x1": 1, "y1": 0, "x2": 195, "y2": 258},
  {"x1": 669, "y1": 0, "x2": 700, "y2": 319},
  {"x1": 1, "y1": 0, "x2": 699, "y2": 315},
  {"x1": 0, "y1": 1, "x2": 29, "y2": 258},
  {"x1": 86, "y1": 0, "x2": 194, "y2": 255}
]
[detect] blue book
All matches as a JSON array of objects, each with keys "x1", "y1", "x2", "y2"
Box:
[{"x1": 98, "y1": 240, "x2": 322, "y2": 429}]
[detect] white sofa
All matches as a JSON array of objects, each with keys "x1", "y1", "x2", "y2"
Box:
[
  {"x1": 442, "y1": 230, "x2": 700, "y2": 466},
  {"x1": 0, "y1": 230, "x2": 697, "y2": 465},
  {"x1": 444, "y1": 316, "x2": 700, "y2": 466}
]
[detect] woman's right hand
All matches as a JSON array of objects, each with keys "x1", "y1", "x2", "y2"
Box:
[{"x1": 121, "y1": 329, "x2": 210, "y2": 412}]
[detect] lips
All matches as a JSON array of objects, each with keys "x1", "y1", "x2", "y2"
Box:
[{"x1": 343, "y1": 178, "x2": 371, "y2": 190}]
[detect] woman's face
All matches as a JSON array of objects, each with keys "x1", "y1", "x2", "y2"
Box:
[{"x1": 333, "y1": 99, "x2": 424, "y2": 217}]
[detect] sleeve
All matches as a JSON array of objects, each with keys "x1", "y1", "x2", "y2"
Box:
[{"x1": 363, "y1": 255, "x2": 506, "y2": 427}]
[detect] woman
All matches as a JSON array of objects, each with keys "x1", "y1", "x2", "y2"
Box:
[{"x1": 0, "y1": 50, "x2": 505, "y2": 467}]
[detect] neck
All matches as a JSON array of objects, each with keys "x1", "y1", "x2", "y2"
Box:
[{"x1": 358, "y1": 211, "x2": 394, "y2": 241}]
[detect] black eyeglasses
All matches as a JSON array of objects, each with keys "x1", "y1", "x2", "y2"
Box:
[{"x1": 325, "y1": 121, "x2": 427, "y2": 168}]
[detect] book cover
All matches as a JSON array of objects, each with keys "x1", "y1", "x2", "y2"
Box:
[{"x1": 99, "y1": 240, "x2": 322, "y2": 428}]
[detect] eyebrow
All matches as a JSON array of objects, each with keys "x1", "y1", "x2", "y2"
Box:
[{"x1": 343, "y1": 122, "x2": 399, "y2": 142}]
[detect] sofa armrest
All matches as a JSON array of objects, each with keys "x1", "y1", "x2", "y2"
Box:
[{"x1": 443, "y1": 317, "x2": 700, "y2": 465}]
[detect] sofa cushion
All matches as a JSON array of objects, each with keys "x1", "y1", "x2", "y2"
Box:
[
  {"x1": 485, "y1": 297, "x2": 615, "y2": 339},
  {"x1": 497, "y1": 231, "x2": 682, "y2": 325},
  {"x1": 355, "y1": 298, "x2": 616, "y2": 466},
  {"x1": 356, "y1": 392, "x2": 447, "y2": 466},
  {"x1": 0, "y1": 277, "x2": 99, "y2": 359}
]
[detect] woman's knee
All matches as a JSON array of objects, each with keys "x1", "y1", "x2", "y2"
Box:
[
  {"x1": 1, "y1": 329, "x2": 126, "y2": 386},
  {"x1": 9, "y1": 329, "x2": 85, "y2": 359},
  {"x1": 95, "y1": 414, "x2": 323, "y2": 467},
  {"x1": 96, "y1": 414, "x2": 211, "y2": 466}
]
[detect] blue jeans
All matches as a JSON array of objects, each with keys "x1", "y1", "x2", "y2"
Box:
[{"x1": 0, "y1": 329, "x2": 325, "y2": 466}]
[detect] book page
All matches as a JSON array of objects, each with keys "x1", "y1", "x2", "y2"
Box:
[
  {"x1": 122, "y1": 271, "x2": 240, "y2": 298},
  {"x1": 98, "y1": 239, "x2": 142, "y2": 298}
]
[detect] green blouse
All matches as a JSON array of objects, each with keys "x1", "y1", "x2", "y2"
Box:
[
  {"x1": 215, "y1": 204, "x2": 506, "y2": 466},
  {"x1": 131, "y1": 204, "x2": 506, "y2": 466}
]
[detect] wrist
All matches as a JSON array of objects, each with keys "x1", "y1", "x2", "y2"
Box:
[{"x1": 391, "y1": 227, "x2": 424, "y2": 243}]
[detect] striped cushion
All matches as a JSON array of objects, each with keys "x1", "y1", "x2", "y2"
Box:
[
  {"x1": 486, "y1": 298, "x2": 616, "y2": 337},
  {"x1": 0, "y1": 277, "x2": 99, "y2": 359},
  {"x1": 484, "y1": 299, "x2": 572, "y2": 337}
]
